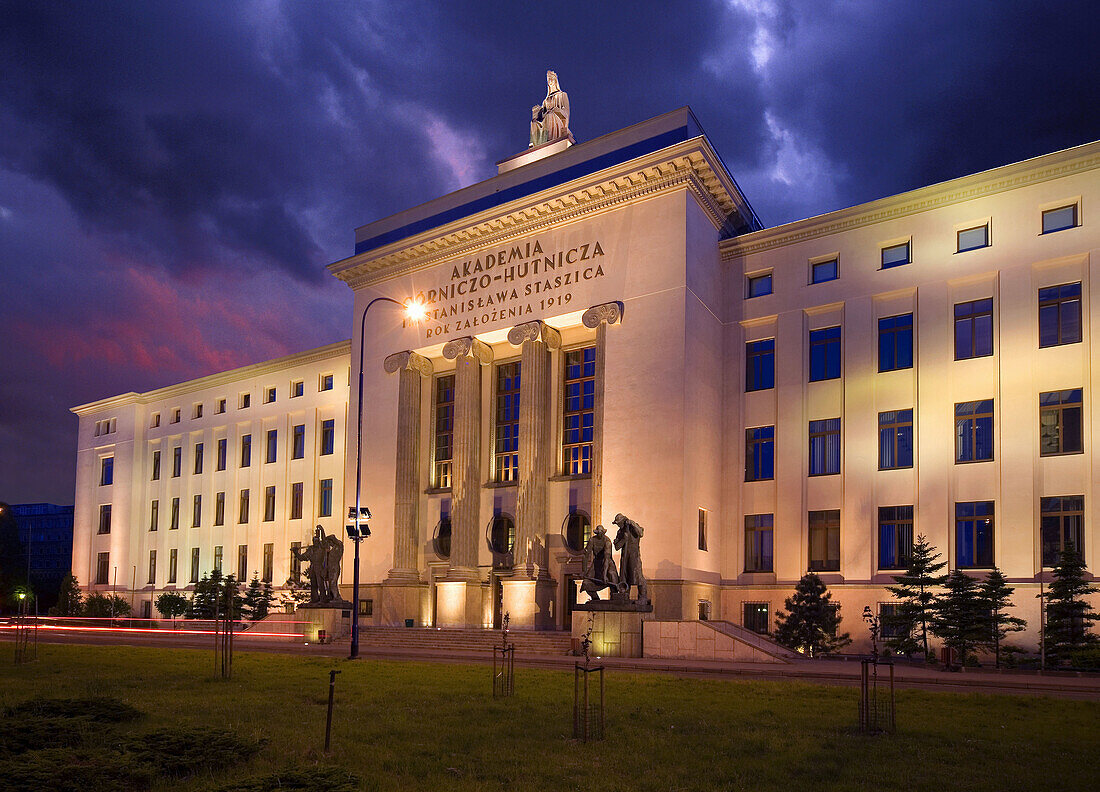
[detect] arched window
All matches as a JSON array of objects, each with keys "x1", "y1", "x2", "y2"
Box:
[
  {"x1": 562, "y1": 511, "x2": 591, "y2": 553},
  {"x1": 433, "y1": 517, "x2": 451, "y2": 559}
]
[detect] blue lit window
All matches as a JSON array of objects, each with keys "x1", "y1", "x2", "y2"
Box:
[
  {"x1": 881, "y1": 242, "x2": 910, "y2": 269},
  {"x1": 744, "y1": 514, "x2": 773, "y2": 573},
  {"x1": 809, "y1": 326, "x2": 841, "y2": 381},
  {"x1": 955, "y1": 400, "x2": 994, "y2": 462},
  {"x1": 1042, "y1": 205, "x2": 1077, "y2": 234},
  {"x1": 745, "y1": 426, "x2": 774, "y2": 482},
  {"x1": 809, "y1": 418, "x2": 841, "y2": 476},
  {"x1": 811, "y1": 259, "x2": 838, "y2": 284},
  {"x1": 878, "y1": 313, "x2": 913, "y2": 372},
  {"x1": 878, "y1": 410, "x2": 913, "y2": 469},
  {"x1": 954, "y1": 298, "x2": 993, "y2": 359},
  {"x1": 1038, "y1": 283, "x2": 1081, "y2": 347},
  {"x1": 956, "y1": 501, "x2": 994, "y2": 568},
  {"x1": 878, "y1": 506, "x2": 913, "y2": 570},
  {"x1": 745, "y1": 339, "x2": 774, "y2": 392},
  {"x1": 747, "y1": 272, "x2": 773, "y2": 298},
  {"x1": 957, "y1": 225, "x2": 989, "y2": 252}
]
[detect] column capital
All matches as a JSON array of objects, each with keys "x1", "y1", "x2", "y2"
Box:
[
  {"x1": 506, "y1": 320, "x2": 562, "y2": 350},
  {"x1": 383, "y1": 350, "x2": 433, "y2": 376},
  {"x1": 442, "y1": 336, "x2": 493, "y2": 365},
  {"x1": 582, "y1": 301, "x2": 624, "y2": 329}
]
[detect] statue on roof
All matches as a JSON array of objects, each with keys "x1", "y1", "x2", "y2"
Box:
[{"x1": 530, "y1": 69, "x2": 571, "y2": 147}]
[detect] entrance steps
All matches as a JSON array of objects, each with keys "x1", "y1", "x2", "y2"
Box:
[
  {"x1": 643, "y1": 620, "x2": 800, "y2": 663},
  {"x1": 353, "y1": 625, "x2": 573, "y2": 655}
]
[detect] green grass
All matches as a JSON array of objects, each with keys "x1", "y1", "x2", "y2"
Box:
[{"x1": 0, "y1": 644, "x2": 1096, "y2": 791}]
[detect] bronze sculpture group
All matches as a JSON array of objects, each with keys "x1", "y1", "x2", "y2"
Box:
[
  {"x1": 581, "y1": 513, "x2": 649, "y2": 606},
  {"x1": 291, "y1": 526, "x2": 347, "y2": 605}
]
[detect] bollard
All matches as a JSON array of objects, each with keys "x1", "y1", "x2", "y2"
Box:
[{"x1": 324, "y1": 669, "x2": 341, "y2": 753}]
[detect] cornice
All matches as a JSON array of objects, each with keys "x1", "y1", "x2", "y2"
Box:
[
  {"x1": 721, "y1": 142, "x2": 1100, "y2": 260},
  {"x1": 330, "y1": 139, "x2": 743, "y2": 290}
]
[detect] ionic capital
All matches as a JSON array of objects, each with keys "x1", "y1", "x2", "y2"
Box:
[
  {"x1": 442, "y1": 336, "x2": 494, "y2": 365},
  {"x1": 506, "y1": 320, "x2": 562, "y2": 350},
  {"x1": 582, "y1": 301, "x2": 624, "y2": 329},
  {"x1": 383, "y1": 350, "x2": 433, "y2": 376}
]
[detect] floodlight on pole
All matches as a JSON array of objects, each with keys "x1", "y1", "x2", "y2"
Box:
[{"x1": 349, "y1": 295, "x2": 424, "y2": 661}]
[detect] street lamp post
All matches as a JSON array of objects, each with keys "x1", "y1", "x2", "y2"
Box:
[{"x1": 348, "y1": 296, "x2": 424, "y2": 661}]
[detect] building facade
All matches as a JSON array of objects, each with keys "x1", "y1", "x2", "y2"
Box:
[
  {"x1": 73, "y1": 108, "x2": 1099, "y2": 648},
  {"x1": 11, "y1": 503, "x2": 74, "y2": 608}
]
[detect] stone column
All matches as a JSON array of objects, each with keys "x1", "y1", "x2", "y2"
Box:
[
  {"x1": 439, "y1": 337, "x2": 492, "y2": 626},
  {"x1": 582, "y1": 302, "x2": 623, "y2": 530}
]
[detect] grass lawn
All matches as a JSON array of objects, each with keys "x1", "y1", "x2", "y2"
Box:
[{"x1": 0, "y1": 643, "x2": 1096, "y2": 791}]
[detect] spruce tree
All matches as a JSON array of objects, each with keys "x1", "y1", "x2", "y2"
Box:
[
  {"x1": 930, "y1": 570, "x2": 986, "y2": 666},
  {"x1": 1045, "y1": 547, "x2": 1099, "y2": 664},
  {"x1": 886, "y1": 534, "x2": 946, "y2": 658},
  {"x1": 774, "y1": 572, "x2": 852, "y2": 657},
  {"x1": 54, "y1": 574, "x2": 84, "y2": 616},
  {"x1": 241, "y1": 575, "x2": 274, "y2": 621},
  {"x1": 979, "y1": 567, "x2": 1025, "y2": 668}
]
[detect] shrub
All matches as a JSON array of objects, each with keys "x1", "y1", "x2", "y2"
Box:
[
  {"x1": 82, "y1": 594, "x2": 131, "y2": 618},
  {"x1": 5, "y1": 696, "x2": 142, "y2": 723},
  {"x1": 0, "y1": 748, "x2": 154, "y2": 792},
  {"x1": 126, "y1": 727, "x2": 260, "y2": 776},
  {"x1": 216, "y1": 766, "x2": 361, "y2": 792}
]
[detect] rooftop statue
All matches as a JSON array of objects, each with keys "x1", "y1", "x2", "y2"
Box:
[{"x1": 530, "y1": 69, "x2": 571, "y2": 147}]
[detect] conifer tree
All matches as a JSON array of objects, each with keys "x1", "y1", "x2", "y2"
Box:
[
  {"x1": 979, "y1": 567, "x2": 1025, "y2": 668},
  {"x1": 886, "y1": 534, "x2": 946, "y2": 658},
  {"x1": 930, "y1": 570, "x2": 986, "y2": 665},
  {"x1": 242, "y1": 574, "x2": 274, "y2": 621},
  {"x1": 54, "y1": 574, "x2": 83, "y2": 616},
  {"x1": 1045, "y1": 547, "x2": 1099, "y2": 664},
  {"x1": 774, "y1": 572, "x2": 852, "y2": 657}
]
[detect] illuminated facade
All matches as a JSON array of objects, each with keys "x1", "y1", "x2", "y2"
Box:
[{"x1": 73, "y1": 109, "x2": 1099, "y2": 650}]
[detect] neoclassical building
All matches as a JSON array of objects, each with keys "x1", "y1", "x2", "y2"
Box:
[{"x1": 73, "y1": 107, "x2": 1099, "y2": 647}]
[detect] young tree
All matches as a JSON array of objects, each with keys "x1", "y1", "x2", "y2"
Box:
[
  {"x1": 930, "y1": 570, "x2": 986, "y2": 666},
  {"x1": 1045, "y1": 547, "x2": 1099, "y2": 664},
  {"x1": 885, "y1": 534, "x2": 947, "y2": 658},
  {"x1": 980, "y1": 567, "x2": 1026, "y2": 668},
  {"x1": 774, "y1": 572, "x2": 852, "y2": 657},
  {"x1": 54, "y1": 574, "x2": 84, "y2": 616},
  {"x1": 241, "y1": 575, "x2": 274, "y2": 621},
  {"x1": 155, "y1": 592, "x2": 190, "y2": 626}
]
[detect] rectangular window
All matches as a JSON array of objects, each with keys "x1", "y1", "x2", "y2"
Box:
[
  {"x1": 292, "y1": 424, "x2": 305, "y2": 459},
  {"x1": 433, "y1": 375, "x2": 455, "y2": 488},
  {"x1": 171, "y1": 408, "x2": 180, "y2": 423},
  {"x1": 263, "y1": 543, "x2": 274, "y2": 583},
  {"x1": 264, "y1": 387, "x2": 276, "y2": 403},
  {"x1": 878, "y1": 409, "x2": 914, "y2": 469},
  {"x1": 192, "y1": 494, "x2": 201, "y2": 528},
  {"x1": 239, "y1": 392, "x2": 251, "y2": 409},
  {"x1": 193, "y1": 403, "x2": 203, "y2": 419},
  {"x1": 747, "y1": 272, "x2": 773, "y2": 298},
  {"x1": 96, "y1": 552, "x2": 109, "y2": 585},
  {"x1": 744, "y1": 514, "x2": 774, "y2": 573},
  {"x1": 264, "y1": 486, "x2": 276, "y2": 521},
  {"x1": 808, "y1": 418, "x2": 841, "y2": 476},
  {"x1": 809, "y1": 509, "x2": 841, "y2": 572},
  {"x1": 878, "y1": 313, "x2": 913, "y2": 372},
  {"x1": 881, "y1": 241, "x2": 910, "y2": 269},
  {"x1": 100, "y1": 457, "x2": 113, "y2": 486},
  {"x1": 151, "y1": 450, "x2": 161, "y2": 481},
  {"x1": 1042, "y1": 204, "x2": 1077, "y2": 234},
  {"x1": 214, "y1": 491, "x2": 225, "y2": 526},
  {"x1": 213, "y1": 545, "x2": 223, "y2": 574},
  {"x1": 216, "y1": 438, "x2": 227, "y2": 471},
  {"x1": 194, "y1": 443, "x2": 204, "y2": 474},
  {"x1": 954, "y1": 298, "x2": 994, "y2": 359},
  {"x1": 149, "y1": 500, "x2": 159, "y2": 531},
  {"x1": 239, "y1": 489, "x2": 250, "y2": 523},
  {"x1": 172, "y1": 446, "x2": 182, "y2": 477},
  {"x1": 745, "y1": 426, "x2": 775, "y2": 482},
  {"x1": 955, "y1": 400, "x2": 994, "y2": 462},
  {"x1": 320, "y1": 373, "x2": 334, "y2": 391},
  {"x1": 147, "y1": 550, "x2": 157, "y2": 585},
  {"x1": 266, "y1": 429, "x2": 277, "y2": 463},
  {"x1": 879, "y1": 603, "x2": 907, "y2": 639},
  {"x1": 808, "y1": 326, "x2": 841, "y2": 381},
  {"x1": 957, "y1": 224, "x2": 989, "y2": 252},
  {"x1": 291, "y1": 380, "x2": 304, "y2": 398},
  {"x1": 745, "y1": 339, "x2": 775, "y2": 392},
  {"x1": 1038, "y1": 282, "x2": 1082, "y2": 347},
  {"x1": 238, "y1": 544, "x2": 248, "y2": 581},
  {"x1": 811, "y1": 258, "x2": 838, "y2": 284},
  {"x1": 190, "y1": 548, "x2": 200, "y2": 583},
  {"x1": 170, "y1": 497, "x2": 180, "y2": 530},
  {"x1": 743, "y1": 602, "x2": 769, "y2": 635},
  {"x1": 1040, "y1": 389, "x2": 1083, "y2": 455},
  {"x1": 318, "y1": 479, "x2": 333, "y2": 517},
  {"x1": 320, "y1": 419, "x2": 335, "y2": 456},
  {"x1": 240, "y1": 434, "x2": 251, "y2": 467},
  {"x1": 97, "y1": 504, "x2": 112, "y2": 535},
  {"x1": 878, "y1": 505, "x2": 913, "y2": 570},
  {"x1": 698, "y1": 508, "x2": 708, "y2": 551},
  {"x1": 151, "y1": 413, "x2": 161, "y2": 428},
  {"x1": 494, "y1": 362, "x2": 521, "y2": 483},
  {"x1": 290, "y1": 542, "x2": 302, "y2": 583},
  {"x1": 215, "y1": 398, "x2": 226, "y2": 414},
  {"x1": 1041, "y1": 495, "x2": 1084, "y2": 566},
  {"x1": 290, "y1": 482, "x2": 303, "y2": 520},
  {"x1": 956, "y1": 501, "x2": 994, "y2": 568},
  {"x1": 562, "y1": 347, "x2": 596, "y2": 475},
  {"x1": 168, "y1": 549, "x2": 177, "y2": 584}
]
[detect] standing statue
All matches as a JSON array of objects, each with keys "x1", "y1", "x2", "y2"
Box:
[
  {"x1": 581, "y1": 524, "x2": 619, "y2": 600},
  {"x1": 530, "y1": 69, "x2": 571, "y2": 147},
  {"x1": 612, "y1": 513, "x2": 648, "y2": 605},
  {"x1": 290, "y1": 526, "x2": 346, "y2": 604},
  {"x1": 323, "y1": 530, "x2": 344, "y2": 603}
]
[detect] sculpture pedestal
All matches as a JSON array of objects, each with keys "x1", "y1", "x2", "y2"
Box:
[
  {"x1": 571, "y1": 606, "x2": 650, "y2": 658},
  {"x1": 296, "y1": 604, "x2": 352, "y2": 643},
  {"x1": 500, "y1": 577, "x2": 555, "y2": 629},
  {"x1": 435, "y1": 580, "x2": 484, "y2": 627}
]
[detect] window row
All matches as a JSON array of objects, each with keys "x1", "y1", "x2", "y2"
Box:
[
  {"x1": 144, "y1": 479, "x2": 334, "y2": 531},
  {"x1": 744, "y1": 202, "x2": 1080, "y2": 296},
  {"x1": 122, "y1": 542, "x2": 280, "y2": 588},
  {"x1": 149, "y1": 421, "x2": 336, "y2": 480},
  {"x1": 149, "y1": 374, "x2": 337, "y2": 429},
  {"x1": 745, "y1": 281, "x2": 1083, "y2": 391}
]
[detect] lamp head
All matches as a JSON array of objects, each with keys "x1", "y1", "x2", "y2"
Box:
[{"x1": 403, "y1": 298, "x2": 427, "y2": 323}]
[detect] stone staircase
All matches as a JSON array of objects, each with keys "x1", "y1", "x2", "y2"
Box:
[
  {"x1": 705, "y1": 620, "x2": 802, "y2": 662},
  {"x1": 352, "y1": 625, "x2": 574, "y2": 655}
]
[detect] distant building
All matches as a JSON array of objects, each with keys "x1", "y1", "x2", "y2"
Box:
[{"x1": 12, "y1": 503, "x2": 74, "y2": 606}]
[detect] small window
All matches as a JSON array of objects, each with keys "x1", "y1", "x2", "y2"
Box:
[
  {"x1": 239, "y1": 489, "x2": 250, "y2": 524},
  {"x1": 320, "y1": 373, "x2": 334, "y2": 391},
  {"x1": 811, "y1": 258, "x2": 838, "y2": 284},
  {"x1": 170, "y1": 497, "x2": 180, "y2": 530},
  {"x1": 266, "y1": 429, "x2": 278, "y2": 463},
  {"x1": 97, "y1": 504, "x2": 112, "y2": 535},
  {"x1": 149, "y1": 500, "x2": 159, "y2": 532},
  {"x1": 192, "y1": 494, "x2": 202, "y2": 528},
  {"x1": 881, "y1": 241, "x2": 910, "y2": 269},
  {"x1": 240, "y1": 434, "x2": 252, "y2": 467},
  {"x1": 698, "y1": 508, "x2": 708, "y2": 551},
  {"x1": 100, "y1": 457, "x2": 114, "y2": 486},
  {"x1": 172, "y1": 446, "x2": 182, "y2": 477},
  {"x1": 957, "y1": 225, "x2": 989, "y2": 252},
  {"x1": 171, "y1": 408, "x2": 181, "y2": 423},
  {"x1": 151, "y1": 413, "x2": 161, "y2": 428},
  {"x1": 264, "y1": 486, "x2": 276, "y2": 521},
  {"x1": 215, "y1": 398, "x2": 226, "y2": 414},
  {"x1": 290, "y1": 482, "x2": 303, "y2": 520},
  {"x1": 879, "y1": 603, "x2": 907, "y2": 639},
  {"x1": 264, "y1": 386, "x2": 276, "y2": 404},
  {"x1": 214, "y1": 492, "x2": 225, "y2": 526},
  {"x1": 291, "y1": 380, "x2": 304, "y2": 398},
  {"x1": 320, "y1": 419, "x2": 335, "y2": 456},
  {"x1": 96, "y1": 552, "x2": 110, "y2": 585},
  {"x1": 292, "y1": 424, "x2": 305, "y2": 459},
  {"x1": 193, "y1": 403, "x2": 203, "y2": 419},
  {"x1": 216, "y1": 438, "x2": 227, "y2": 471},
  {"x1": 193, "y1": 442, "x2": 204, "y2": 474},
  {"x1": 318, "y1": 479, "x2": 333, "y2": 517},
  {"x1": 746, "y1": 272, "x2": 773, "y2": 298},
  {"x1": 743, "y1": 602, "x2": 769, "y2": 634},
  {"x1": 1042, "y1": 204, "x2": 1077, "y2": 234},
  {"x1": 359, "y1": 599, "x2": 373, "y2": 617},
  {"x1": 698, "y1": 600, "x2": 711, "y2": 621},
  {"x1": 239, "y1": 392, "x2": 251, "y2": 409}
]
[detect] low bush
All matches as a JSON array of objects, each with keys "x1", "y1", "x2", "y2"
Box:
[
  {"x1": 126, "y1": 726, "x2": 261, "y2": 776},
  {"x1": 0, "y1": 748, "x2": 154, "y2": 792},
  {"x1": 216, "y1": 765, "x2": 361, "y2": 792},
  {"x1": 5, "y1": 696, "x2": 142, "y2": 723}
]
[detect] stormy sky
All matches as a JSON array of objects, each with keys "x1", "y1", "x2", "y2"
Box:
[{"x1": 1, "y1": 0, "x2": 1097, "y2": 503}]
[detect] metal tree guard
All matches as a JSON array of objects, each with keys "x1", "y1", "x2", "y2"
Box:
[
  {"x1": 572, "y1": 620, "x2": 604, "y2": 741},
  {"x1": 859, "y1": 606, "x2": 895, "y2": 733},
  {"x1": 493, "y1": 612, "x2": 515, "y2": 697}
]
